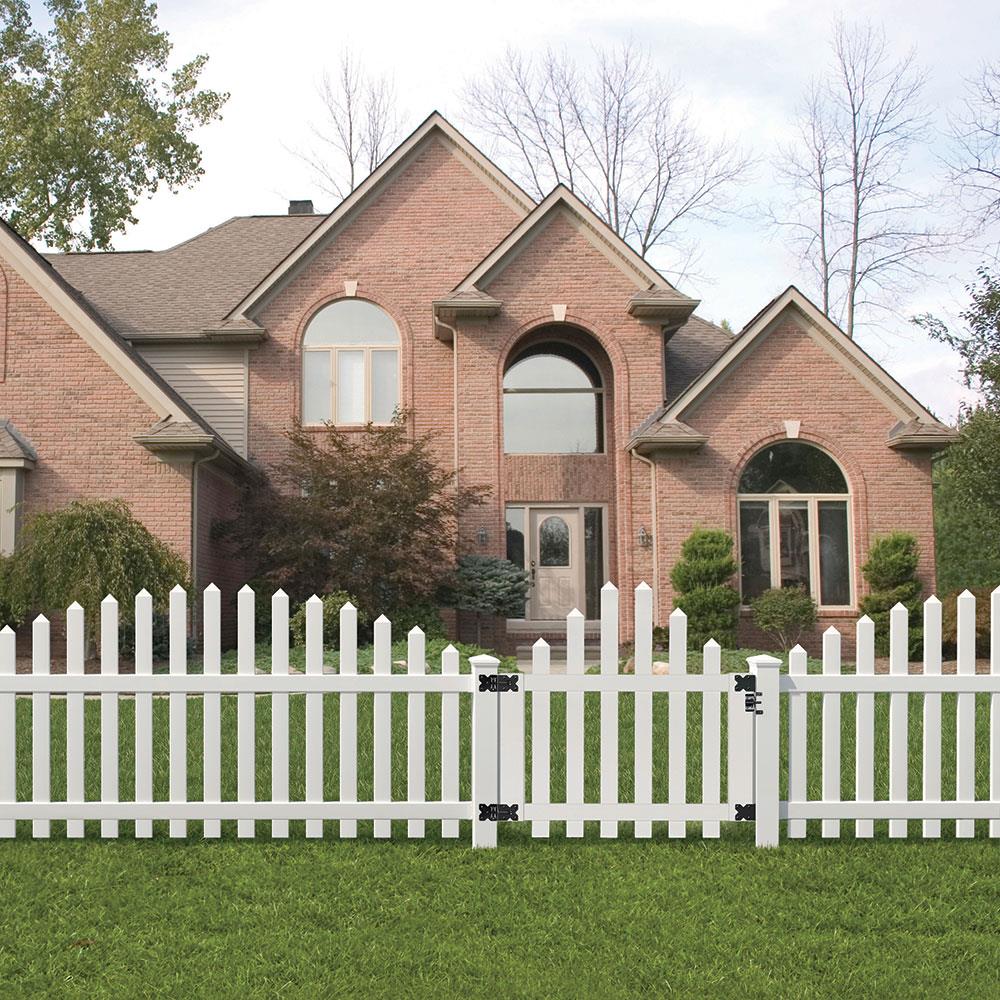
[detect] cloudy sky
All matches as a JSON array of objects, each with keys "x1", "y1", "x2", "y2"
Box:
[{"x1": 50, "y1": 0, "x2": 1000, "y2": 421}]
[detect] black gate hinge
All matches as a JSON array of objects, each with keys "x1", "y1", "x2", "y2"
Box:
[
  {"x1": 734, "y1": 674, "x2": 762, "y2": 714},
  {"x1": 478, "y1": 803, "x2": 519, "y2": 822},
  {"x1": 478, "y1": 673, "x2": 519, "y2": 693},
  {"x1": 734, "y1": 803, "x2": 756, "y2": 821}
]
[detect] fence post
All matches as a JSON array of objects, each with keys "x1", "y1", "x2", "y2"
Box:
[
  {"x1": 748, "y1": 654, "x2": 781, "y2": 848},
  {"x1": 471, "y1": 654, "x2": 500, "y2": 848}
]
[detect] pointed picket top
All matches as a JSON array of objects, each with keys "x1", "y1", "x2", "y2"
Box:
[
  {"x1": 790, "y1": 643, "x2": 807, "y2": 655},
  {"x1": 135, "y1": 588, "x2": 151, "y2": 599},
  {"x1": 102, "y1": 594, "x2": 118, "y2": 605},
  {"x1": 993, "y1": 584, "x2": 1000, "y2": 597},
  {"x1": 703, "y1": 638, "x2": 720, "y2": 650},
  {"x1": 567, "y1": 608, "x2": 584, "y2": 620},
  {"x1": 67, "y1": 601, "x2": 83, "y2": 611},
  {"x1": 891, "y1": 602, "x2": 909, "y2": 613},
  {"x1": 341, "y1": 601, "x2": 356, "y2": 612},
  {"x1": 33, "y1": 613, "x2": 48, "y2": 624},
  {"x1": 924, "y1": 594, "x2": 941, "y2": 606},
  {"x1": 959, "y1": 589, "x2": 976, "y2": 599},
  {"x1": 203, "y1": 583, "x2": 220, "y2": 594},
  {"x1": 408, "y1": 625, "x2": 424, "y2": 637},
  {"x1": 374, "y1": 613, "x2": 390, "y2": 625},
  {"x1": 824, "y1": 625, "x2": 840, "y2": 636},
  {"x1": 238, "y1": 583, "x2": 254, "y2": 595},
  {"x1": 635, "y1": 581, "x2": 652, "y2": 593},
  {"x1": 443, "y1": 643, "x2": 458, "y2": 655},
  {"x1": 272, "y1": 587, "x2": 286, "y2": 599},
  {"x1": 307, "y1": 594, "x2": 323, "y2": 605},
  {"x1": 601, "y1": 581, "x2": 618, "y2": 593},
  {"x1": 169, "y1": 584, "x2": 185, "y2": 595},
  {"x1": 669, "y1": 606, "x2": 687, "y2": 621},
  {"x1": 1, "y1": 624, "x2": 13, "y2": 634},
  {"x1": 533, "y1": 636, "x2": 550, "y2": 649}
]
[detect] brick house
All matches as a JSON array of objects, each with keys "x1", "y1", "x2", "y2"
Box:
[{"x1": 0, "y1": 112, "x2": 957, "y2": 651}]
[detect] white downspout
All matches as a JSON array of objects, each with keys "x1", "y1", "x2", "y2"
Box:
[
  {"x1": 631, "y1": 448, "x2": 660, "y2": 625},
  {"x1": 190, "y1": 447, "x2": 220, "y2": 639},
  {"x1": 434, "y1": 314, "x2": 461, "y2": 486}
]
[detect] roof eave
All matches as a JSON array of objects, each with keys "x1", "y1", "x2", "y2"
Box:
[
  {"x1": 887, "y1": 430, "x2": 961, "y2": 451},
  {"x1": 627, "y1": 432, "x2": 708, "y2": 455},
  {"x1": 627, "y1": 297, "x2": 701, "y2": 327}
]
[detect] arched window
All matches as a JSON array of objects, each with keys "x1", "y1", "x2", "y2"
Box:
[
  {"x1": 502, "y1": 343, "x2": 604, "y2": 454},
  {"x1": 737, "y1": 441, "x2": 852, "y2": 608},
  {"x1": 302, "y1": 300, "x2": 400, "y2": 425}
]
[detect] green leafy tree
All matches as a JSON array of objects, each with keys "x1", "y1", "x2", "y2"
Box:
[
  {"x1": 445, "y1": 555, "x2": 530, "y2": 645},
  {"x1": 669, "y1": 528, "x2": 740, "y2": 648},
  {"x1": 289, "y1": 591, "x2": 370, "y2": 648},
  {"x1": 215, "y1": 414, "x2": 489, "y2": 623},
  {"x1": 0, "y1": 0, "x2": 227, "y2": 249},
  {"x1": 858, "y1": 532, "x2": 923, "y2": 657},
  {"x1": 0, "y1": 498, "x2": 188, "y2": 650},
  {"x1": 750, "y1": 587, "x2": 817, "y2": 652}
]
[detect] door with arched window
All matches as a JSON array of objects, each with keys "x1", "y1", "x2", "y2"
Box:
[{"x1": 529, "y1": 508, "x2": 579, "y2": 619}]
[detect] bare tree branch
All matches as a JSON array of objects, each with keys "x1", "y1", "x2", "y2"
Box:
[
  {"x1": 947, "y1": 61, "x2": 1000, "y2": 229},
  {"x1": 462, "y1": 42, "x2": 752, "y2": 268}
]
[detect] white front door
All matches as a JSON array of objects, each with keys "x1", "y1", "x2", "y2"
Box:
[{"x1": 529, "y1": 508, "x2": 582, "y2": 619}]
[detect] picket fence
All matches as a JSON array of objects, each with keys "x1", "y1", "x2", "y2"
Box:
[{"x1": 1, "y1": 582, "x2": 999, "y2": 847}]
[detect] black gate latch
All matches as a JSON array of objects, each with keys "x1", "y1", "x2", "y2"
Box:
[
  {"x1": 734, "y1": 803, "x2": 756, "y2": 821},
  {"x1": 735, "y1": 674, "x2": 762, "y2": 714},
  {"x1": 478, "y1": 803, "x2": 519, "y2": 822},
  {"x1": 479, "y1": 673, "x2": 519, "y2": 693}
]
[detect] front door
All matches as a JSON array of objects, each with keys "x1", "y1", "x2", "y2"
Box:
[{"x1": 529, "y1": 508, "x2": 582, "y2": 619}]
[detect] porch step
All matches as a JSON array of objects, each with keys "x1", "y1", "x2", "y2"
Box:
[{"x1": 515, "y1": 641, "x2": 601, "y2": 668}]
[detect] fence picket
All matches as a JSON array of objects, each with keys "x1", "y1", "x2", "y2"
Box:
[
  {"x1": 727, "y1": 684, "x2": 753, "y2": 813},
  {"x1": 702, "y1": 640, "x2": 721, "y2": 839},
  {"x1": 531, "y1": 639, "x2": 551, "y2": 839},
  {"x1": 992, "y1": 586, "x2": 1000, "y2": 839},
  {"x1": 956, "y1": 590, "x2": 976, "y2": 838},
  {"x1": 237, "y1": 586, "x2": 256, "y2": 838},
  {"x1": 270, "y1": 589, "x2": 289, "y2": 840},
  {"x1": 922, "y1": 597, "x2": 942, "y2": 839},
  {"x1": 471, "y1": 655, "x2": 500, "y2": 848},
  {"x1": 889, "y1": 603, "x2": 909, "y2": 839},
  {"x1": 566, "y1": 608, "x2": 585, "y2": 838},
  {"x1": 822, "y1": 627, "x2": 841, "y2": 839},
  {"x1": 633, "y1": 584, "x2": 653, "y2": 839},
  {"x1": 169, "y1": 587, "x2": 187, "y2": 838},
  {"x1": 441, "y1": 644, "x2": 460, "y2": 839},
  {"x1": 0, "y1": 627, "x2": 13, "y2": 839},
  {"x1": 339, "y1": 603, "x2": 358, "y2": 839},
  {"x1": 855, "y1": 617, "x2": 875, "y2": 839},
  {"x1": 600, "y1": 584, "x2": 619, "y2": 839},
  {"x1": 135, "y1": 590, "x2": 154, "y2": 839},
  {"x1": 32, "y1": 616, "x2": 50, "y2": 839},
  {"x1": 407, "y1": 627, "x2": 426, "y2": 839},
  {"x1": 305, "y1": 595, "x2": 324, "y2": 839},
  {"x1": 373, "y1": 615, "x2": 391, "y2": 839},
  {"x1": 66, "y1": 602, "x2": 85, "y2": 839},
  {"x1": 668, "y1": 607, "x2": 687, "y2": 839},
  {"x1": 788, "y1": 644, "x2": 807, "y2": 839},
  {"x1": 202, "y1": 585, "x2": 221, "y2": 839},
  {"x1": 100, "y1": 596, "x2": 119, "y2": 839}
]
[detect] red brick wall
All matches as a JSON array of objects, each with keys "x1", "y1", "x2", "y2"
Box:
[
  {"x1": 0, "y1": 262, "x2": 194, "y2": 566},
  {"x1": 652, "y1": 317, "x2": 937, "y2": 655}
]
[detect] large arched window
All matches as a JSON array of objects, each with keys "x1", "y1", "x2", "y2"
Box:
[
  {"x1": 302, "y1": 300, "x2": 400, "y2": 425},
  {"x1": 737, "y1": 441, "x2": 852, "y2": 608},
  {"x1": 503, "y1": 343, "x2": 604, "y2": 454}
]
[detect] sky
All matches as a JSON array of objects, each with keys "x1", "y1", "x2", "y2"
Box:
[{"x1": 41, "y1": 0, "x2": 1000, "y2": 421}]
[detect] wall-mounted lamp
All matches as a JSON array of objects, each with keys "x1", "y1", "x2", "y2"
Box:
[
  {"x1": 477, "y1": 527, "x2": 488, "y2": 547},
  {"x1": 638, "y1": 525, "x2": 652, "y2": 548}
]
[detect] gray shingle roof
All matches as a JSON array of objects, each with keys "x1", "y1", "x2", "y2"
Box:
[
  {"x1": 45, "y1": 215, "x2": 324, "y2": 336},
  {"x1": 665, "y1": 315, "x2": 734, "y2": 406},
  {"x1": 0, "y1": 420, "x2": 37, "y2": 461}
]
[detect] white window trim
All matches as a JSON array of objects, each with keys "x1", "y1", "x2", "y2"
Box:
[
  {"x1": 737, "y1": 492, "x2": 855, "y2": 611},
  {"x1": 302, "y1": 345, "x2": 400, "y2": 427}
]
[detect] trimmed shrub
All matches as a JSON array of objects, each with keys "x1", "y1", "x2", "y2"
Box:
[
  {"x1": 444, "y1": 555, "x2": 530, "y2": 645},
  {"x1": 751, "y1": 587, "x2": 818, "y2": 651},
  {"x1": 289, "y1": 591, "x2": 370, "y2": 648},
  {"x1": 941, "y1": 587, "x2": 993, "y2": 659},
  {"x1": 670, "y1": 529, "x2": 740, "y2": 648},
  {"x1": 859, "y1": 533, "x2": 923, "y2": 657}
]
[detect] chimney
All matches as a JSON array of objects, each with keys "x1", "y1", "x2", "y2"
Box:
[{"x1": 288, "y1": 199, "x2": 314, "y2": 215}]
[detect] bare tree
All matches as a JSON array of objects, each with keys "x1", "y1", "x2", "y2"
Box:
[
  {"x1": 463, "y1": 44, "x2": 751, "y2": 276},
  {"x1": 948, "y1": 62, "x2": 1000, "y2": 230},
  {"x1": 298, "y1": 52, "x2": 402, "y2": 202},
  {"x1": 771, "y1": 20, "x2": 956, "y2": 338}
]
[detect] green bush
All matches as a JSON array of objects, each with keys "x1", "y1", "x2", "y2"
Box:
[
  {"x1": 388, "y1": 601, "x2": 447, "y2": 639},
  {"x1": 940, "y1": 587, "x2": 994, "y2": 659},
  {"x1": 289, "y1": 591, "x2": 370, "y2": 648},
  {"x1": 444, "y1": 555, "x2": 530, "y2": 643},
  {"x1": 670, "y1": 529, "x2": 740, "y2": 648},
  {"x1": 751, "y1": 587, "x2": 818, "y2": 651},
  {"x1": 859, "y1": 533, "x2": 923, "y2": 657}
]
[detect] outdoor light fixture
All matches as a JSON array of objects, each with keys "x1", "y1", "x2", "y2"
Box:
[
  {"x1": 477, "y1": 527, "x2": 488, "y2": 546},
  {"x1": 638, "y1": 525, "x2": 651, "y2": 548}
]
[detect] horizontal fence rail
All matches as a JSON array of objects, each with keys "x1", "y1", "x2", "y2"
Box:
[{"x1": 1, "y1": 583, "x2": 999, "y2": 847}]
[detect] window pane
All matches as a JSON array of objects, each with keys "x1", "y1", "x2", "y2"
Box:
[
  {"x1": 504, "y1": 392, "x2": 602, "y2": 453},
  {"x1": 779, "y1": 500, "x2": 811, "y2": 592},
  {"x1": 302, "y1": 351, "x2": 331, "y2": 423},
  {"x1": 539, "y1": 516, "x2": 570, "y2": 566},
  {"x1": 370, "y1": 350, "x2": 398, "y2": 423},
  {"x1": 304, "y1": 299, "x2": 399, "y2": 346},
  {"x1": 739, "y1": 501, "x2": 771, "y2": 601},
  {"x1": 336, "y1": 350, "x2": 365, "y2": 423},
  {"x1": 739, "y1": 441, "x2": 847, "y2": 494},
  {"x1": 819, "y1": 501, "x2": 851, "y2": 605},
  {"x1": 504, "y1": 352, "x2": 598, "y2": 389},
  {"x1": 505, "y1": 507, "x2": 526, "y2": 568},
  {"x1": 584, "y1": 507, "x2": 604, "y2": 620}
]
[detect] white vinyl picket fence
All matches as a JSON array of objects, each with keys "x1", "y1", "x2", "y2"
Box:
[{"x1": 1, "y1": 582, "x2": 999, "y2": 847}]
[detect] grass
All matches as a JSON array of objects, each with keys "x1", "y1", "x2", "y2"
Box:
[{"x1": 2, "y1": 670, "x2": 999, "y2": 996}]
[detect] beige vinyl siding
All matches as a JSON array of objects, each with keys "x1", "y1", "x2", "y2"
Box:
[{"x1": 138, "y1": 345, "x2": 249, "y2": 456}]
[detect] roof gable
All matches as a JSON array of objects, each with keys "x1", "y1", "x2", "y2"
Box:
[
  {"x1": 663, "y1": 286, "x2": 947, "y2": 428},
  {"x1": 228, "y1": 112, "x2": 535, "y2": 321}
]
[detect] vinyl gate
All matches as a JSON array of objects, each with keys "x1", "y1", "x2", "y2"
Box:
[{"x1": 1, "y1": 583, "x2": 998, "y2": 847}]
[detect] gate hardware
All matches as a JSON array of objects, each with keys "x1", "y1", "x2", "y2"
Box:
[
  {"x1": 734, "y1": 803, "x2": 756, "y2": 821},
  {"x1": 478, "y1": 673, "x2": 519, "y2": 693},
  {"x1": 744, "y1": 693, "x2": 763, "y2": 715},
  {"x1": 478, "y1": 803, "x2": 519, "y2": 822},
  {"x1": 734, "y1": 674, "x2": 756, "y2": 692}
]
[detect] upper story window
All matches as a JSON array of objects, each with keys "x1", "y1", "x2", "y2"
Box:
[
  {"x1": 503, "y1": 343, "x2": 604, "y2": 454},
  {"x1": 737, "y1": 441, "x2": 852, "y2": 609},
  {"x1": 302, "y1": 300, "x2": 400, "y2": 425}
]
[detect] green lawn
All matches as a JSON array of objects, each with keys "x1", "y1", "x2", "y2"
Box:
[{"x1": 2, "y1": 672, "x2": 999, "y2": 996}]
